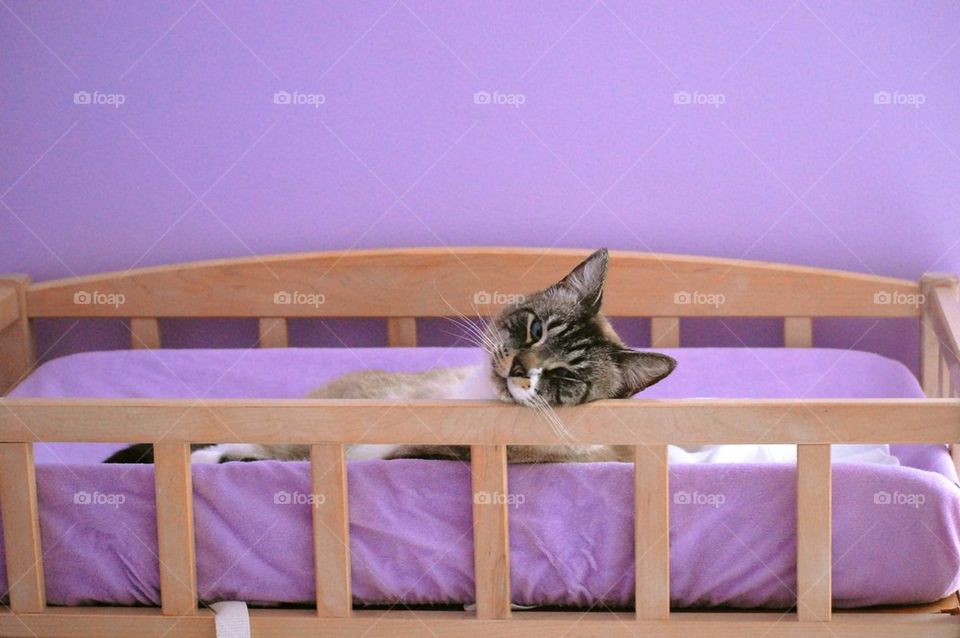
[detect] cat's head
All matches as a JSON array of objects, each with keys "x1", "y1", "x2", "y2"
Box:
[{"x1": 485, "y1": 249, "x2": 676, "y2": 406}]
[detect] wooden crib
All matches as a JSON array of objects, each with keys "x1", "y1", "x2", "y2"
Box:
[{"x1": 1, "y1": 247, "x2": 959, "y2": 637}]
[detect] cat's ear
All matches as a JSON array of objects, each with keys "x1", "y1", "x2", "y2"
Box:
[
  {"x1": 556, "y1": 248, "x2": 608, "y2": 313},
  {"x1": 613, "y1": 350, "x2": 676, "y2": 397}
]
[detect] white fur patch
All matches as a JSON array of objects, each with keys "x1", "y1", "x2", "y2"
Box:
[
  {"x1": 506, "y1": 368, "x2": 541, "y2": 405},
  {"x1": 346, "y1": 444, "x2": 400, "y2": 460},
  {"x1": 190, "y1": 444, "x2": 263, "y2": 464}
]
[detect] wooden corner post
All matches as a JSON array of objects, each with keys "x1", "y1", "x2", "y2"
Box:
[
  {"x1": 0, "y1": 275, "x2": 34, "y2": 395},
  {"x1": 920, "y1": 273, "x2": 959, "y2": 397}
]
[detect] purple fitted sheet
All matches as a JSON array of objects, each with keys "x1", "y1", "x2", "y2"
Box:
[{"x1": 3, "y1": 347, "x2": 959, "y2": 609}]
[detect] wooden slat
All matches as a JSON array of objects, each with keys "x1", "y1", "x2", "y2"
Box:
[
  {"x1": 311, "y1": 444, "x2": 352, "y2": 617},
  {"x1": 258, "y1": 317, "x2": 288, "y2": 348},
  {"x1": 796, "y1": 444, "x2": 832, "y2": 622},
  {"x1": 25, "y1": 248, "x2": 922, "y2": 318},
  {"x1": 650, "y1": 317, "x2": 680, "y2": 348},
  {"x1": 470, "y1": 445, "x2": 511, "y2": 619},
  {"x1": 129, "y1": 318, "x2": 160, "y2": 349},
  {"x1": 939, "y1": 353, "x2": 951, "y2": 398},
  {"x1": 0, "y1": 275, "x2": 34, "y2": 395},
  {"x1": 921, "y1": 316, "x2": 940, "y2": 396},
  {"x1": 784, "y1": 317, "x2": 813, "y2": 348},
  {"x1": 153, "y1": 442, "x2": 197, "y2": 615},
  {"x1": 0, "y1": 443, "x2": 45, "y2": 612},
  {"x1": 0, "y1": 287, "x2": 17, "y2": 332},
  {"x1": 635, "y1": 444, "x2": 670, "y2": 619},
  {"x1": 3, "y1": 398, "x2": 960, "y2": 445},
  {"x1": 386, "y1": 317, "x2": 417, "y2": 347},
  {"x1": 921, "y1": 273, "x2": 960, "y2": 396},
  {"x1": 5, "y1": 608, "x2": 960, "y2": 638}
]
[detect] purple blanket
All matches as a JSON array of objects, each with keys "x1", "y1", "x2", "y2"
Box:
[{"x1": 4, "y1": 347, "x2": 959, "y2": 608}]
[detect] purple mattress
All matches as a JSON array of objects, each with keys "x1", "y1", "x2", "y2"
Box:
[{"x1": 3, "y1": 347, "x2": 959, "y2": 609}]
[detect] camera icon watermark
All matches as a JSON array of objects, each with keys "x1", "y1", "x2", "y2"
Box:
[
  {"x1": 873, "y1": 290, "x2": 924, "y2": 308},
  {"x1": 873, "y1": 490, "x2": 925, "y2": 508},
  {"x1": 473, "y1": 90, "x2": 526, "y2": 108},
  {"x1": 673, "y1": 490, "x2": 725, "y2": 508},
  {"x1": 473, "y1": 490, "x2": 526, "y2": 508},
  {"x1": 673, "y1": 90, "x2": 725, "y2": 108},
  {"x1": 273, "y1": 90, "x2": 325, "y2": 108},
  {"x1": 473, "y1": 290, "x2": 526, "y2": 306},
  {"x1": 73, "y1": 90, "x2": 126, "y2": 108},
  {"x1": 74, "y1": 490, "x2": 126, "y2": 508},
  {"x1": 673, "y1": 290, "x2": 725, "y2": 308},
  {"x1": 273, "y1": 290, "x2": 325, "y2": 307},
  {"x1": 273, "y1": 490, "x2": 326, "y2": 506},
  {"x1": 73, "y1": 290, "x2": 126, "y2": 307},
  {"x1": 873, "y1": 90, "x2": 925, "y2": 109}
]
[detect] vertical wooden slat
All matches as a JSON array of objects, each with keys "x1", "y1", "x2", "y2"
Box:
[
  {"x1": 939, "y1": 353, "x2": 951, "y2": 398},
  {"x1": 635, "y1": 444, "x2": 670, "y2": 619},
  {"x1": 797, "y1": 443, "x2": 832, "y2": 622},
  {"x1": 921, "y1": 273, "x2": 959, "y2": 396},
  {"x1": 784, "y1": 317, "x2": 813, "y2": 348},
  {"x1": 311, "y1": 444, "x2": 352, "y2": 617},
  {"x1": 386, "y1": 317, "x2": 417, "y2": 347},
  {"x1": 154, "y1": 442, "x2": 197, "y2": 615},
  {"x1": 0, "y1": 443, "x2": 45, "y2": 612},
  {"x1": 130, "y1": 318, "x2": 161, "y2": 349},
  {"x1": 650, "y1": 317, "x2": 679, "y2": 348},
  {"x1": 470, "y1": 444, "x2": 511, "y2": 619},
  {"x1": 921, "y1": 316, "x2": 941, "y2": 397},
  {"x1": 258, "y1": 317, "x2": 289, "y2": 348},
  {"x1": 0, "y1": 275, "x2": 34, "y2": 395}
]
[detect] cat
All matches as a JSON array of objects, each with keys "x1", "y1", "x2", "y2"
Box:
[{"x1": 104, "y1": 248, "x2": 676, "y2": 465}]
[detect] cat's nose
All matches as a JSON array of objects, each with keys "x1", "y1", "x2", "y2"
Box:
[{"x1": 509, "y1": 359, "x2": 527, "y2": 378}]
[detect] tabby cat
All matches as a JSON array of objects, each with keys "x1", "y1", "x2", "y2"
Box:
[{"x1": 105, "y1": 249, "x2": 676, "y2": 465}]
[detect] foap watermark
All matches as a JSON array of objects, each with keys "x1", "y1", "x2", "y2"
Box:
[
  {"x1": 274, "y1": 290, "x2": 325, "y2": 307},
  {"x1": 673, "y1": 490, "x2": 725, "y2": 509},
  {"x1": 73, "y1": 90, "x2": 126, "y2": 108},
  {"x1": 473, "y1": 291, "x2": 526, "y2": 306},
  {"x1": 273, "y1": 90, "x2": 326, "y2": 108},
  {"x1": 274, "y1": 490, "x2": 326, "y2": 506},
  {"x1": 474, "y1": 491, "x2": 525, "y2": 508},
  {"x1": 873, "y1": 90, "x2": 925, "y2": 109},
  {"x1": 73, "y1": 290, "x2": 125, "y2": 307},
  {"x1": 874, "y1": 490, "x2": 925, "y2": 508},
  {"x1": 473, "y1": 90, "x2": 526, "y2": 108},
  {"x1": 673, "y1": 290, "x2": 725, "y2": 308},
  {"x1": 673, "y1": 90, "x2": 725, "y2": 108},
  {"x1": 74, "y1": 490, "x2": 126, "y2": 508},
  {"x1": 873, "y1": 290, "x2": 924, "y2": 308}
]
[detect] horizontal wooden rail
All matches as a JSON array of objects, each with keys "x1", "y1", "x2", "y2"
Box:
[
  {"x1": 24, "y1": 247, "x2": 921, "y2": 318},
  {"x1": 1, "y1": 398, "x2": 959, "y2": 445},
  {"x1": 1, "y1": 607, "x2": 959, "y2": 638}
]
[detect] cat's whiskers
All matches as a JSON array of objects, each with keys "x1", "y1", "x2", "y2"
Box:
[
  {"x1": 529, "y1": 394, "x2": 576, "y2": 449},
  {"x1": 438, "y1": 316, "x2": 498, "y2": 354},
  {"x1": 431, "y1": 286, "x2": 503, "y2": 356}
]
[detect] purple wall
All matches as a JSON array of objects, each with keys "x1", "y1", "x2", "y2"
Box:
[{"x1": 3, "y1": 1, "x2": 959, "y2": 372}]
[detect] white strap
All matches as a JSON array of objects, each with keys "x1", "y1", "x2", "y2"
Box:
[{"x1": 211, "y1": 601, "x2": 251, "y2": 638}]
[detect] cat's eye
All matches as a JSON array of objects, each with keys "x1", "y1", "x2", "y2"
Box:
[{"x1": 529, "y1": 318, "x2": 543, "y2": 343}]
